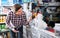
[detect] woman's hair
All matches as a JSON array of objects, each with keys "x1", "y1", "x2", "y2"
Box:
[{"x1": 14, "y1": 4, "x2": 22, "y2": 12}]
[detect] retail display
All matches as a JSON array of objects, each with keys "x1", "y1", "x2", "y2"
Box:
[
  {"x1": 54, "y1": 23, "x2": 60, "y2": 38},
  {"x1": 0, "y1": 16, "x2": 6, "y2": 23},
  {"x1": 0, "y1": 24, "x2": 6, "y2": 31},
  {"x1": 1, "y1": 0, "x2": 13, "y2": 6},
  {"x1": 0, "y1": 25, "x2": 2, "y2": 31},
  {"x1": 42, "y1": 0, "x2": 52, "y2": 2},
  {"x1": 55, "y1": 0, "x2": 60, "y2": 2}
]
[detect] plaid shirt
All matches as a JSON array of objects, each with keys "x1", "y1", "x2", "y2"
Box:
[{"x1": 6, "y1": 11, "x2": 27, "y2": 29}]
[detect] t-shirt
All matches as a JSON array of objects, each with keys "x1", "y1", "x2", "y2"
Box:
[{"x1": 46, "y1": 27, "x2": 55, "y2": 33}]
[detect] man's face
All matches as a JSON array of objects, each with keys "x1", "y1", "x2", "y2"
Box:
[{"x1": 17, "y1": 8, "x2": 23, "y2": 14}]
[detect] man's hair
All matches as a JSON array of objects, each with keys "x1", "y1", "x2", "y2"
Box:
[
  {"x1": 14, "y1": 4, "x2": 22, "y2": 12},
  {"x1": 48, "y1": 21, "x2": 55, "y2": 28}
]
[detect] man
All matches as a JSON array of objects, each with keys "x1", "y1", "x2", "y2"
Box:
[{"x1": 6, "y1": 4, "x2": 28, "y2": 38}]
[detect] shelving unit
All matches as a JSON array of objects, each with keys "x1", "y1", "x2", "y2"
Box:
[
  {"x1": 0, "y1": 14, "x2": 7, "y2": 16},
  {"x1": 39, "y1": 5, "x2": 60, "y2": 7},
  {"x1": 38, "y1": 2, "x2": 60, "y2": 22},
  {"x1": 0, "y1": 22, "x2": 5, "y2": 24}
]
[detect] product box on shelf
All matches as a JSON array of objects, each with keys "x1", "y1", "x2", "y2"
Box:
[
  {"x1": 0, "y1": 24, "x2": 6, "y2": 31},
  {"x1": 0, "y1": 16, "x2": 6, "y2": 23}
]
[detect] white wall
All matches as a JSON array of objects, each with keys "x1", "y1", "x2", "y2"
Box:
[{"x1": 0, "y1": 0, "x2": 1, "y2": 6}]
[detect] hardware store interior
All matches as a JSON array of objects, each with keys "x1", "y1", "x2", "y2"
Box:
[{"x1": 0, "y1": 0, "x2": 60, "y2": 38}]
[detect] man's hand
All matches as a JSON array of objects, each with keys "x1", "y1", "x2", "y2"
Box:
[
  {"x1": 26, "y1": 25, "x2": 29, "y2": 28},
  {"x1": 12, "y1": 29, "x2": 19, "y2": 33}
]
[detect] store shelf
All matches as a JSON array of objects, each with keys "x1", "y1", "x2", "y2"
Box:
[
  {"x1": 0, "y1": 22, "x2": 5, "y2": 24},
  {"x1": 0, "y1": 14, "x2": 7, "y2": 16},
  {"x1": 39, "y1": 5, "x2": 60, "y2": 7},
  {"x1": 39, "y1": 2, "x2": 60, "y2": 7},
  {"x1": 2, "y1": 4, "x2": 14, "y2": 6}
]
